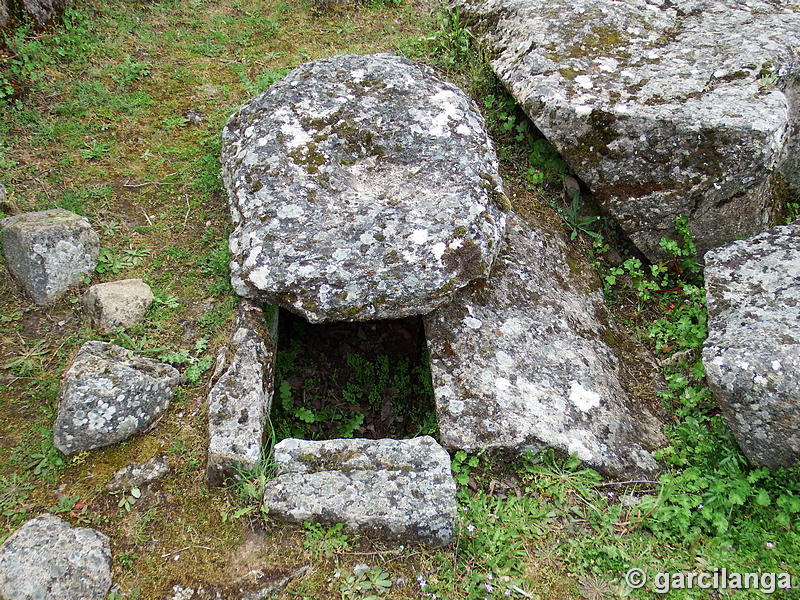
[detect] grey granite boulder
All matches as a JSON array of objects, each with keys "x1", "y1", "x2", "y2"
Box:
[
  {"x1": 22, "y1": 0, "x2": 66, "y2": 28},
  {"x1": 0, "y1": 208, "x2": 99, "y2": 304},
  {"x1": 424, "y1": 214, "x2": 665, "y2": 478},
  {"x1": 106, "y1": 454, "x2": 170, "y2": 493},
  {"x1": 262, "y1": 436, "x2": 456, "y2": 546},
  {"x1": 456, "y1": 0, "x2": 800, "y2": 260},
  {"x1": 207, "y1": 301, "x2": 278, "y2": 485},
  {"x1": 0, "y1": 1, "x2": 9, "y2": 28},
  {"x1": 703, "y1": 222, "x2": 800, "y2": 468},
  {"x1": 0, "y1": 514, "x2": 112, "y2": 600},
  {"x1": 83, "y1": 278, "x2": 154, "y2": 333},
  {"x1": 222, "y1": 52, "x2": 508, "y2": 323},
  {"x1": 53, "y1": 341, "x2": 181, "y2": 455}
]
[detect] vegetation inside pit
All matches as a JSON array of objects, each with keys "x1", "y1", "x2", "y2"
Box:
[{"x1": 272, "y1": 310, "x2": 438, "y2": 442}]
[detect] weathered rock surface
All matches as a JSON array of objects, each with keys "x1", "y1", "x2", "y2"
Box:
[
  {"x1": 0, "y1": 208, "x2": 99, "y2": 304},
  {"x1": 106, "y1": 454, "x2": 170, "y2": 493},
  {"x1": 21, "y1": 0, "x2": 65, "y2": 27},
  {"x1": 0, "y1": 514, "x2": 112, "y2": 600},
  {"x1": 207, "y1": 301, "x2": 278, "y2": 485},
  {"x1": 424, "y1": 214, "x2": 665, "y2": 478},
  {"x1": 83, "y1": 278, "x2": 154, "y2": 333},
  {"x1": 702, "y1": 221, "x2": 800, "y2": 468},
  {"x1": 457, "y1": 0, "x2": 800, "y2": 259},
  {"x1": 0, "y1": 1, "x2": 9, "y2": 28},
  {"x1": 222, "y1": 53, "x2": 508, "y2": 323},
  {"x1": 53, "y1": 341, "x2": 181, "y2": 455},
  {"x1": 262, "y1": 436, "x2": 456, "y2": 545}
]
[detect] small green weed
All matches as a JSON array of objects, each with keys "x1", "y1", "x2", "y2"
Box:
[
  {"x1": 117, "y1": 487, "x2": 142, "y2": 513},
  {"x1": 339, "y1": 566, "x2": 392, "y2": 599},
  {"x1": 0, "y1": 474, "x2": 34, "y2": 530},
  {"x1": 555, "y1": 191, "x2": 601, "y2": 241},
  {"x1": 96, "y1": 247, "x2": 152, "y2": 274},
  {"x1": 304, "y1": 522, "x2": 349, "y2": 559},
  {"x1": 3, "y1": 339, "x2": 48, "y2": 375},
  {"x1": 159, "y1": 338, "x2": 213, "y2": 384}
]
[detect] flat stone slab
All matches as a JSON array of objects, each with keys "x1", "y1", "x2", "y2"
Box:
[
  {"x1": 207, "y1": 301, "x2": 278, "y2": 485},
  {"x1": 1, "y1": 208, "x2": 99, "y2": 304},
  {"x1": 424, "y1": 215, "x2": 665, "y2": 478},
  {"x1": 456, "y1": 0, "x2": 800, "y2": 259},
  {"x1": 83, "y1": 278, "x2": 154, "y2": 333},
  {"x1": 54, "y1": 341, "x2": 181, "y2": 455},
  {"x1": 262, "y1": 436, "x2": 456, "y2": 546},
  {"x1": 106, "y1": 454, "x2": 170, "y2": 493},
  {"x1": 703, "y1": 221, "x2": 800, "y2": 468},
  {"x1": 222, "y1": 52, "x2": 508, "y2": 323},
  {"x1": 0, "y1": 514, "x2": 112, "y2": 600}
]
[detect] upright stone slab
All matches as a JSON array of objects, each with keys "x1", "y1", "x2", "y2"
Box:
[
  {"x1": 53, "y1": 341, "x2": 181, "y2": 455},
  {"x1": 0, "y1": 514, "x2": 112, "y2": 600},
  {"x1": 207, "y1": 301, "x2": 278, "y2": 485},
  {"x1": 703, "y1": 222, "x2": 800, "y2": 468},
  {"x1": 425, "y1": 215, "x2": 665, "y2": 478},
  {"x1": 456, "y1": 0, "x2": 800, "y2": 259},
  {"x1": 1, "y1": 209, "x2": 99, "y2": 304},
  {"x1": 262, "y1": 436, "x2": 456, "y2": 546},
  {"x1": 222, "y1": 52, "x2": 508, "y2": 323}
]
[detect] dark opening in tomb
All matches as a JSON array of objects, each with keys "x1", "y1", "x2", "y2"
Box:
[{"x1": 271, "y1": 309, "x2": 438, "y2": 441}]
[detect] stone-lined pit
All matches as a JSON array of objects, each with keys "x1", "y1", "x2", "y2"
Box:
[{"x1": 270, "y1": 309, "x2": 438, "y2": 442}]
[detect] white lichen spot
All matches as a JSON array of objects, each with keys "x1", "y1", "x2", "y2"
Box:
[
  {"x1": 575, "y1": 104, "x2": 594, "y2": 117},
  {"x1": 595, "y1": 57, "x2": 618, "y2": 73},
  {"x1": 431, "y1": 242, "x2": 447, "y2": 260},
  {"x1": 771, "y1": 360, "x2": 782, "y2": 371},
  {"x1": 463, "y1": 316, "x2": 482, "y2": 330},
  {"x1": 575, "y1": 75, "x2": 594, "y2": 89},
  {"x1": 495, "y1": 350, "x2": 514, "y2": 369},
  {"x1": 449, "y1": 399, "x2": 465, "y2": 415},
  {"x1": 351, "y1": 68, "x2": 366, "y2": 82},
  {"x1": 456, "y1": 123, "x2": 472, "y2": 136},
  {"x1": 280, "y1": 121, "x2": 313, "y2": 149},
  {"x1": 495, "y1": 377, "x2": 511, "y2": 393},
  {"x1": 277, "y1": 203, "x2": 304, "y2": 219},
  {"x1": 409, "y1": 229, "x2": 429, "y2": 244},
  {"x1": 569, "y1": 381, "x2": 601, "y2": 412}
]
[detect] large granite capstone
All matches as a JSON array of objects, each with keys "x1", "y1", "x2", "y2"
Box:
[
  {"x1": 424, "y1": 215, "x2": 665, "y2": 478},
  {"x1": 53, "y1": 341, "x2": 181, "y2": 455},
  {"x1": 222, "y1": 53, "x2": 508, "y2": 323},
  {"x1": 703, "y1": 221, "x2": 800, "y2": 469},
  {"x1": 262, "y1": 436, "x2": 457, "y2": 546},
  {"x1": 456, "y1": 0, "x2": 800, "y2": 259},
  {"x1": 0, "y1": 514, "x2": 112, "y2": 600}
]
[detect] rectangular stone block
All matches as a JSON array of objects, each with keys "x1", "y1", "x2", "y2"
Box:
[{"x1": 262, "y1": 436, "x2": 457, "y2": 546}]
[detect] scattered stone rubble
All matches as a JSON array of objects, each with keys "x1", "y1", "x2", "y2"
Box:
[
  {"x1": 0, "y1": 208, "x2": 99, "y2": 304},
  {"x1": 53, "y1": 341, "x2": 180, "y2": 455},
  {"x1": 0, "y1": 514, "x2": 112, "y2": 600},
  {"x1": 82, "y1": 278, "x2": 154, "y2": 333}
]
